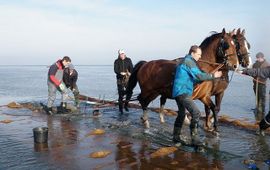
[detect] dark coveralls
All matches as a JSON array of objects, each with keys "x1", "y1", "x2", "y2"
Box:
[
  {"x1": 114, "y1": 57, "x2": 133, "y2": 113},
  {"x1": 63, "y1": 68, "x2": 80, "y2": 107},
  {"x1": 252, "y1": 60, "x2": 269, "y2": 121},
  {"x1": 243, "y1": 66, "x2": 270, "y2": 131}
]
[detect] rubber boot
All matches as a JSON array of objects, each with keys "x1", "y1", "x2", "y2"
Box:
[
  {"x1": 124, "y1": 101, "x2": 129, "y2": 112},
  {"x1": 173, "y1": 126, "x2": 185, "y2": 144},
  {"x1": 190, "y1": 123, "x2": 204, "y2": 146},
  {"x1": 46, "y1": 107, "x2": 53, "y2": 115},
  {"x1": 58, "y1": 102, "x2": 70, "y2": 114},
  {"x1": 257, "y1": 112, "x2": 270, "y2": 136},
  {"x1": 119, "y1": 103, "x2": 124, "y2": 114}
]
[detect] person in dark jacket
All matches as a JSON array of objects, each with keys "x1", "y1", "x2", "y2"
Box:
[
  {"x1": 63, "y1": 64, "x2": 80, "y2": 107},
  {"x1": 47, "y1": 56, "x2": 71, "y2": 115},
  {"x1": 252, "y1": 52, "x2": 269, "y2": 121},
  {"x1": 240, "y1": 64, "x2": 270, "y2": 135},
  {"x1": 172, "y1": 45, "x2": 222, "y2": 145},
  {"x1": 114, "y1": 49, "x2": 133, "y2": 114}
]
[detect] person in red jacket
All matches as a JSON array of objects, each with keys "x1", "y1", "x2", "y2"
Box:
[{"x1": 46, "y1": 56, "x2": 71, "y2": 115}]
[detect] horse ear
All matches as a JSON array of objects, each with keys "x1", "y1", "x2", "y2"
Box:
[
  {"x1": 222, "y1": 28, "x2": 226, "y2": 36},
  {"x1": 229, "y1": 29, "x2": 235, "y2": 36},
  {"x1": 237, "y1": 28, "x2": 241, "y2": 35},
  {"x1": 241, "y1": 29, "x2": 246, "y2": 36}
]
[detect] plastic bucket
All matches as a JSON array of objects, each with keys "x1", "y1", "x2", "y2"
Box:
[{"x1": 33, "y1": 127, "x2": 48, "y2": 143}]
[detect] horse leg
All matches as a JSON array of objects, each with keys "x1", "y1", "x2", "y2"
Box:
[
  {"x1": 215, "y1": 92, "x2": 224, "y2": 114},
  {"x1": 159, "y1": 96, "x2": 167, "y2": 123},
  {"x1": 204, "y1": 105, "x2": 212, "y2": 130},
  {"x1": 138, "y1": 94, "x2": 151, "y2": 128},
  {"x1": 201, "y1": 97, "x2": 217, "y2": 133}
]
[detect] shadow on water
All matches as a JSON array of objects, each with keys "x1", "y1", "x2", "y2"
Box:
[{"x1": 1, "y1": 101, "x2": 270, "y2": 169}]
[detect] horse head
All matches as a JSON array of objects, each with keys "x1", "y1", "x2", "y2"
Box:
[
  {"x1": 231, "y1": 28, "x2": 252, "y2": 68},
  {"x1": 216, "y1": 28, "x2": 239, "y2": 70},
  {"x1": 200, "y1": 28, "x2": 239, "y2": 71}
]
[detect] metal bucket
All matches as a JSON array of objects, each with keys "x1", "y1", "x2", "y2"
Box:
[{"x1": 33, "y1": 127, "x2": 48, "y2": 143}]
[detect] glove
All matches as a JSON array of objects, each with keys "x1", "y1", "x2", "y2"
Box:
[
  {"x1": 120, "y1": 72, "x2": 127, "y2": 76},
  {"x1": 236, "y1": 70, "x2": 243, "y2": 74},
  {"x1": 58, "y1": 82, "x2": 67, "y2": 92}
]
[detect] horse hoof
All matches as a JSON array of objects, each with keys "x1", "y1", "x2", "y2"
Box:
[
  {"x1": 212, "y1": 131, "x2": 220, "y2": 137},
  {"x1": 203, "y1": 126, "x2": 208, "y2": 131},
  {"x1": 160, "y1": 117, "x2": 165, "y2": 124},
  {"x1": 144, "y1": 120, "x2": 150, "y2": 128}
]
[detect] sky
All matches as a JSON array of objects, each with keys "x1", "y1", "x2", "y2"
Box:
[{"x1": 0, "y1": 0, "x2": 269, "y2": 65}]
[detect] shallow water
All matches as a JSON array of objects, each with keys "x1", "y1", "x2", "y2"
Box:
[
  {"x1": 1, "y1": 65, "x2": 270, "y2": 169},
  {"x1": 1, "y1": 102, "x2": 270, "y2": 170}
]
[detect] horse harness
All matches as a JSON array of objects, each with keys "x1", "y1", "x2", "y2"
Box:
[{"x1": 232, "y1": 35, "x2": 250, "y2": 65}]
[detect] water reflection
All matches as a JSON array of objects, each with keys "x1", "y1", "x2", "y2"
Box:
[
  {"x1": 34, "y1": 143, "x2": 49, "y2": 152},
  {"x1": 115, "y1": 138, "x2": 138, "y2": 169},
  {"x1": 249, "y1": 135, "x2": 270, "y2": 161}
]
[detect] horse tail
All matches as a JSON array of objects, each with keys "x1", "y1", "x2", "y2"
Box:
[{"x1": 125, "y1": 61, "x2": 147, "y2": 102}]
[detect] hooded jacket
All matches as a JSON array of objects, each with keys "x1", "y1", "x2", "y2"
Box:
[{"x1": 63, "y1": 68, "x2": 78, "y2": 90}]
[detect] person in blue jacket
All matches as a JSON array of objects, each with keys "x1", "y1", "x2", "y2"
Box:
[{"x1": 172, "y1": 45, "x2": 222, "y2": 145}]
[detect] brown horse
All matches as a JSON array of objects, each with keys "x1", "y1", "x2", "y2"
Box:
[
  {"x1": 202, "y1": 28, "x2": 252, "y2": 130},
  {"x1": 125, "y1": 28, "x2": 239, "y2": 131},
  {"x1": 158, "y1": 28, "x2": 252, "y2": 132}
]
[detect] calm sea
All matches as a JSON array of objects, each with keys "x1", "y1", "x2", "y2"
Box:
[{"x1": 0, "y1": 65, "x2": 268, "y2": 121}]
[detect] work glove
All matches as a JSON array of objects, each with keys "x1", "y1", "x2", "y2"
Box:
[
  {"x1": 58, "y1": 82, "x2": 67, "y2": 93},
  {"x1": 120, "y1": 72, "x2": 127, "y2": 76}
]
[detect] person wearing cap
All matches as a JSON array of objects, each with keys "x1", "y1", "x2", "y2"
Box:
[
  {"x1": 238, "y1": 57, "x2": 270, "y2": 135},
  {"x1": 114, "y1": 49, "x2": 133, "y2": 114},
  {"x1": 46, "y1": 56, "x2": 71, "y2": 115},
  {"x1": 63, "y1": 63, "x2": 80, "y2": 107},
  {"x1": 251, "y1": 52, "x2": 269, "y2": 121}
]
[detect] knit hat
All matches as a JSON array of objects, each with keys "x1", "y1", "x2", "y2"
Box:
[
  {"x1": 68, "y1": 64, "x2": 75, "y2": 70},
  {"x1": 256, "y1": 52, "x2": 264, "y2": 58},
  {"x1": 118, "y1": 49, "x2": 125, "y2": 55}
]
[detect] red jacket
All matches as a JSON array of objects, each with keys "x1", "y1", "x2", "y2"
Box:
[{"x1": 48, "y1": 60, "x2": 63, "y2": 86}]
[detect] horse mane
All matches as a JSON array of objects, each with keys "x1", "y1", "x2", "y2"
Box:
[{"x1": 199, "y1": 31, "x2": 221, "y2": 48}]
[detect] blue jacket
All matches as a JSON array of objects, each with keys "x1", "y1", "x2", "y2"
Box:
[{"x1": 172, "y1": 55, "x2": 214, "y2": 97}]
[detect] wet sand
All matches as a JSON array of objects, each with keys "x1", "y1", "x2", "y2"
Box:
[{"x1": 0, "y1": 102, "x2": 270, "y2": 170}]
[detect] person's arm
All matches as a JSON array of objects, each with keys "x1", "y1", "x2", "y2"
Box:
[
  {"x1": 71, "y1": 70, "x2": 78, "y2": 90},
  {"x1": 128, "y1": 58, "x2": 133, "y2": 73},
  {"x1": 48, "y1": 64, "x2": 61, "y2": 86},
  {"x1": 185, "y1": 60, "x2": 214, "y2": 81},
  {"x1": 114, "y1": 60, "x2": 120, "y2": 74},
  {"x1": 243, "y1": 67, "x2": 270, "y2": 79}
]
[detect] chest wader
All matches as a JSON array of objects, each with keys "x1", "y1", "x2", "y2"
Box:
[{"x1": 47, "y1": 69, "x2": 69, "y2": 114}]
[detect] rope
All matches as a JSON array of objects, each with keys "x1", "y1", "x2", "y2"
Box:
[
  {"x1": 235, "y1": 72, "x2": 266, "y2": 84},
  {"x1": 198, "y1": 59, "x2": 223, "y2": 66}
]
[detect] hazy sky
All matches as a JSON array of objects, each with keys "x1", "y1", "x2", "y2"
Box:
[{"x1": 0, "y1": 0, "x2": 269, "y2": 65}]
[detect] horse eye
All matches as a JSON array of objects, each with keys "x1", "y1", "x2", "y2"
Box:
[
  {"x1": 223, "y1": 42, "x2": 229, "y2": 50},
  {"x1": 247, "y1": 42, "x2": 251, "y2": 49}
]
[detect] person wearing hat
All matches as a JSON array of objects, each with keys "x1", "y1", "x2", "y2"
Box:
[
  {"x1": 63, "y1": 63, "x2": 80, "y2": 107},
  {"x1": 47, "y1": 56, "x2": 71, "y2": 115},
  {"x1": 252, "y1": 52, "x2": 269, "y2": 121},
  {"x1": 114, "y1": 49, "x2": 133, "y2": 114},
  {"x1": 238, "y1": 59, "x2": 270, "y2": 135}
]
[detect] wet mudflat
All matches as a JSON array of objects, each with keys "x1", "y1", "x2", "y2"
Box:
[{"x1": 0, "y1": 102, "x2": 270, "y2": 170}]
